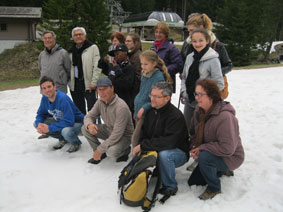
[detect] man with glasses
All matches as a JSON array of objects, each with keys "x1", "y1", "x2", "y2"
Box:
[
  {"x1": 39, "y1": 31, "x2": 71, "y2": 94},
  {"x1": 132, "y1": 82, "x2": 191, "y2": 197},
  {"x1": 69, "y1": 27, "x2": 101, "y2": 115}
]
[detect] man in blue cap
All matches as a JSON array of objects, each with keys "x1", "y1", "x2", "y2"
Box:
[{"x1": 82, "y1": 77, "x2": 134, "y2": 164}]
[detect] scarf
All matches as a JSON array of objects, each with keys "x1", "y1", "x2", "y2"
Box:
[
  {"x1": 154, "y1": 39, "x2": 166, "y2": 50},
  {"x1": 185, "y1": 45, "x2": 209, "y2": 103},
  {"x1": 194, "y1": 104, "x2": 215, "y2": 148},
  {"x1": 71, "y1": 39, "x2": 93, "y2": 79}
]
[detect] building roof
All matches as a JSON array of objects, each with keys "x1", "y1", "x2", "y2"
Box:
[
  {"x1": 0, "y1": 7, "x2": 41, "y2": 19},
  {"x1": 122, "y1": 11, "x2": 184, "y2": 28}
]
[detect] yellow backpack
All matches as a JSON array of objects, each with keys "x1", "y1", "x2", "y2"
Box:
[{"x1": 118, "y1": 151, "x2": 161, "y2": 212}]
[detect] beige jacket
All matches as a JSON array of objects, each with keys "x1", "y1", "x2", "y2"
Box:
[
  {"x1": 68, "y1": 44, "x2": 101, "y2": 91},
  {"x1": 83, "y1": 94, "x2": 134, "y2": 153}
]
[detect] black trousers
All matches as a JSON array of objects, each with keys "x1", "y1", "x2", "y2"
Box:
[{"x1": 70, "y1": 79, "x2": 97, "y2": 115}]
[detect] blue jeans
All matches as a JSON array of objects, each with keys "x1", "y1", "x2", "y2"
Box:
[
  {"x1": 159, "y1": 148, "x2": 188, "y2": 190},
  {"x1": 34, "y1": 117, "x2": 82, "y2": 145},
  {"x1": 188, "y1": 151, "x2": 229, "y2": 192}
]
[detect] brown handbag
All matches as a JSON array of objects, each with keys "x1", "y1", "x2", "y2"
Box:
[
  {"x1": 212, "y1": 41, "x2": 229, "y2": 99},
  {"x1": 221, "y1": 75, "x2": 229, "y2": 99}
]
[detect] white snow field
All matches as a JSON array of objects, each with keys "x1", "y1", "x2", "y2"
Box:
[{"x1": 0, "y1": 66, "x2": 283, "y2": 212}]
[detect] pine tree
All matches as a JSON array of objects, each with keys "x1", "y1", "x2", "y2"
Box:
[
  {"x1": 215, "y1": 0, "x2": 260, "y2": 66},
  {"x1": 41, "y1": 0, "x2": 75, "y2": 49},
  {"x1": 41, "y1": 0, "x2": 111, "y2": 54},
  {"x1": 73, "y1": 0, "x2": 111, "y2": 55},
  {"x1": 186, "y1": 0, "x2": 224, "y2": 21},
  {"x1": 255, "y1": 0, "x2": 283, "y2": 61}
]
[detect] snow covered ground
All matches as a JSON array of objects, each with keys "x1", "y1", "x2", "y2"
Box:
[{"x1": 0, "y1": 67, "x2": 283, "y2": 212}]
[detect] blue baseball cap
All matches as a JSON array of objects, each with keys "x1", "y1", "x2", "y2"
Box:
[{"x1": 96, "y1": 77, "x2": 112, "y2": 87}]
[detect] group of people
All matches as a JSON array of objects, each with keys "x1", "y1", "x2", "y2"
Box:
[{"x1": 35, "y1": 13, "x2": 244, "y2": 201}]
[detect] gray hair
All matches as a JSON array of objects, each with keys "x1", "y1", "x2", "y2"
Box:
[
  {"x1": 152, "y1": 82, "x2": 173, "y2": 97},
  {"x1": 72, "y1": 27, "x2": 87, "y2": 37},
  {"x1": 43, "y1": 31, "x2": 56, "y2": 38}
]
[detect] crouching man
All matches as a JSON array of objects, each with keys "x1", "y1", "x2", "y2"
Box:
[
  {"x1": 34, "y1": 76, "x2": 84, "y2": 153},
  {"x1": 133, "y1": 82, "x2": 191, "y2": 196},
  {"x1": 82, "y1": 77, "x2": 134, "y2": 164}
]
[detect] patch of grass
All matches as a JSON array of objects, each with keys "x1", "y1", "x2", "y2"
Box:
[
  {"x1": 0, "y1": 42, "x2": 41, "y2": 82},
  {"x1": 0, "y1": 79, "x2": 38, "y2": 91}
]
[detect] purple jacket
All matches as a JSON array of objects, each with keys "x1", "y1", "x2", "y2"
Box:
[
  {"x1": 191, "y1": 101, "x2": 244, "y2": 171},
  {"x1": 152, "y1": 39, "x2": 183, "y2": 92}
]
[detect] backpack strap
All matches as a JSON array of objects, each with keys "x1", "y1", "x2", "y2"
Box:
[
  {"x1": 212, "y1": 40, "x2": 218, "y2": 50},
  {"x1": 142, "y1": 157, "x2": 161, "y2": 212}
]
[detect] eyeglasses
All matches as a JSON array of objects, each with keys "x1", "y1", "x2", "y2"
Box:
[
  {"x1": 73, "y1": 33, "x2": 84, "y2": 37},
  {"x1": 194, "y1": 92, "x2": 207, "y2": 98},
  {"x1": 43, "y1": 37, "x2": 54, "y2": 41},
  {"x1": 125, "y1": 40, "x2": 133, "y2": 43},
  {"x1": 149, "y1": 94, "x2": 166, "y2": 99}
]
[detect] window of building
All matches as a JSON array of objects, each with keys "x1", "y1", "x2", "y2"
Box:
[{"x1": 0, "y1": 24, "x2": 7, "y2": 31}]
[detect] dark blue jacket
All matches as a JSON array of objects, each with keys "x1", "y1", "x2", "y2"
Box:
[{"x1": 152, "y1": 39, "x2": 183, "y2": 92}]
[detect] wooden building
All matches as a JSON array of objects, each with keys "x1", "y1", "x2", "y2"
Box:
[{"x1": 0, "y1": 7, "x2": 41, "y2": 54}]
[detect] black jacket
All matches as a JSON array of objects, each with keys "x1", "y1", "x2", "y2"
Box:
[
  {"x1": 109, "y1": 61, "x2": 135, "y2": 113},
  {"x1": 139, "y1": 101, "x2": 191, "y2": 156}
]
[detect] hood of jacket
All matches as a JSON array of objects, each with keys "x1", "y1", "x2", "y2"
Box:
[
  {"x1": 45, "y1": 43, "x2": 62, "y2": 55},
  {"x1": 199, "y1": 47, "x2": 219, "y2": 62},
  {"x1": 210, "y1": 101, "x2": 235, "y2": 117}
]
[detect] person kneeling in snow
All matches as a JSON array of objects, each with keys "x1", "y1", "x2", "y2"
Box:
[
  {"x1": 132, "y1": 82, "x2": 191, "y2": 197},
  {"x1": 34, "y1": 76, "x2": 84, "y2": 153},
  {"x1": 188, "y1": 79, "x2": 244, "y2": 200},
  {"x1": 82, "y1": 77, "x2": 134, "y2": 164}
]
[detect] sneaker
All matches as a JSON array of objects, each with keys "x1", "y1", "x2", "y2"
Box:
[
  {"x1": 88, "y1": 153, "x2": 107, "y2": 164},
  {"x1": 38, "y1": 134, "x2": 49, "y2": 139},
  {"x1": 159, "y1": 187, "x2": 178, "y2": 196},
  {"x1": 116, "y1": 146, "x2": 131, "y2": 162},
  {"x1": 53, "y1": 140, "x2": 67, "y2": 150},
  {"x1": 66, "y1": 144, "x2": 80, "y2": 153},
  {"x1": 199, "y1": 188, "x2": 221, "y2": 200}
]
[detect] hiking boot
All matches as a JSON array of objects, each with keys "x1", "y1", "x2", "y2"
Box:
[
  {"x1": 88, "y1": 153, "x2": 107, "y2": 164},
  {"x1": 223, "y1": 170, "x2": 234, "y2": 177},
  {"x1": 116, "y1": 146, "x2": 130, "y2": 162},
  {"x1": 53, "y1": 140, "x2": 67, "y2": 150},
  {"x1": 159, "y1": 187, "x2": 178, "y2": 196},
  {"x1": 66, "y1": 144, "x2": 80, "y2": 153},
  {"x1": 199, "y1": 188, "x2": 221, "y2": 200},
  {"x1": 38, "y1": 134, "x2": 49, "y2": 139}
]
